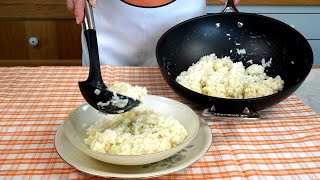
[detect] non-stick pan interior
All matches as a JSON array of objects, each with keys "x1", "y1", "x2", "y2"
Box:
[{"x1": 157, "y1": 13, "x2": 313, "y2": 90}]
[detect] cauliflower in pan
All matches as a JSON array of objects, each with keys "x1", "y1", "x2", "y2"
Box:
[{"x1": 176, "y1": 54, "x2": 284, "y2": 99}]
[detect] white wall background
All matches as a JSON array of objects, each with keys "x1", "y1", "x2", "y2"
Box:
[{"x1": 206, "y1": 5, "x2": 320, "y2": 66}]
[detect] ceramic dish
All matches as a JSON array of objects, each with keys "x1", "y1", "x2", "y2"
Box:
[
  {"x1": 55, "y1": 117, "x2": 212, "y2": 179},
  {"x1": 63, "y1": 95, "x2": 200, "y2": 165}
]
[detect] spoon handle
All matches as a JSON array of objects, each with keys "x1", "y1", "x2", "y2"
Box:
[{"x1": 83, "y1": 0, "x2": 103, "y2": 84}]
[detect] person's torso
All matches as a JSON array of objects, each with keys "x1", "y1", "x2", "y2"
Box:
[{"x1": 82, "y1": 0, "x2": 206, "y2": 66}]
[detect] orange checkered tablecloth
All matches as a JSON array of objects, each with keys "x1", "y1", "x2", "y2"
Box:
[{"x1": 0, "y1": 65, "x2": 320, "y2": 179}]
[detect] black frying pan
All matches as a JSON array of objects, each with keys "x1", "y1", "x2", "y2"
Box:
[{"x1": 156, "y1": 0, "x2": 313, "y2": 119}]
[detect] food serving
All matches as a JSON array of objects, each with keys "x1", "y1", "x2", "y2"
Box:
[
  {"x1": 176, "y1": 54, "x2": 284, "y2": 99},
  {"x1": 96, "y1": 82, "x2": 147, "y2": 112},
  {"x1": 84, "y1": 82, "x2": 189, "y2": 156},
  {"x1": 84, "y1": 109, "x2": 188, "y2": 155},
  {"x1": 108, "y1": 81, "x2": 147, "y2": 101}
]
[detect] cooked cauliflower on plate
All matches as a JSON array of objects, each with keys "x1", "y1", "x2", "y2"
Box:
[
  {"x1": 86, "y1": 82, "x2": 188, "y2": 155},
  {"x1": 84, "y1": 109, "x2": 188, "y2": 155}
]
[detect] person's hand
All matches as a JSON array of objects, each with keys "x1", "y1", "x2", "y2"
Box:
[
  {"x1": 219, "y1": 0, "x2": 240, "y2": 5},
  {"x1": 67, "y1": 0, "x2": 97, "y2": 24}
]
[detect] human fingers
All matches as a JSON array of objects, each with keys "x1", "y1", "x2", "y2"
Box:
[
  {"x1": 74, "y1": 0, "x2": 85, "y2": 24},
  {"x1": 67, "y1": 0, "x2": 74, "y2": 12}
]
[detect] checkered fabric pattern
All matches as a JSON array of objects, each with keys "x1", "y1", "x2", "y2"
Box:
[{"x1": 0, "y1": 65, "x2": 319, "y2": 179}]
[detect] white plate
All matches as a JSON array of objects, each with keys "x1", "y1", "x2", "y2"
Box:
[
  {"x1": 55, "y1": 118, "x2": 212, "y2": 179},
  {"x1": 63, "y1": 95, "x2": 200, "y2": 165}
]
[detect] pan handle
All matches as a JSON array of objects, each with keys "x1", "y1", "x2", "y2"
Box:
[
  {"x1": 221, "y1": 0, "x2": 239, "y2": 13},
  {"x1": 201, "y1": 105, "x2": 260, "y2": 121}
]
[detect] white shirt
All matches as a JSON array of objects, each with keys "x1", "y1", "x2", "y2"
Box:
[{"x1": 82, "y1": 0, "x2": 206, "y2": 66}]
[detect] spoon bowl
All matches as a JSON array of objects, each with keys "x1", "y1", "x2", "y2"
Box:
[{"x1": 78, "y1": 80, "x2": 140, "y2": 114}]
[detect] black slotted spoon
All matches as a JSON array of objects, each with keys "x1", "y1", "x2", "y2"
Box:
[{"x1": 78, "y1": 0, "x2": 140, "y2": 114}]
